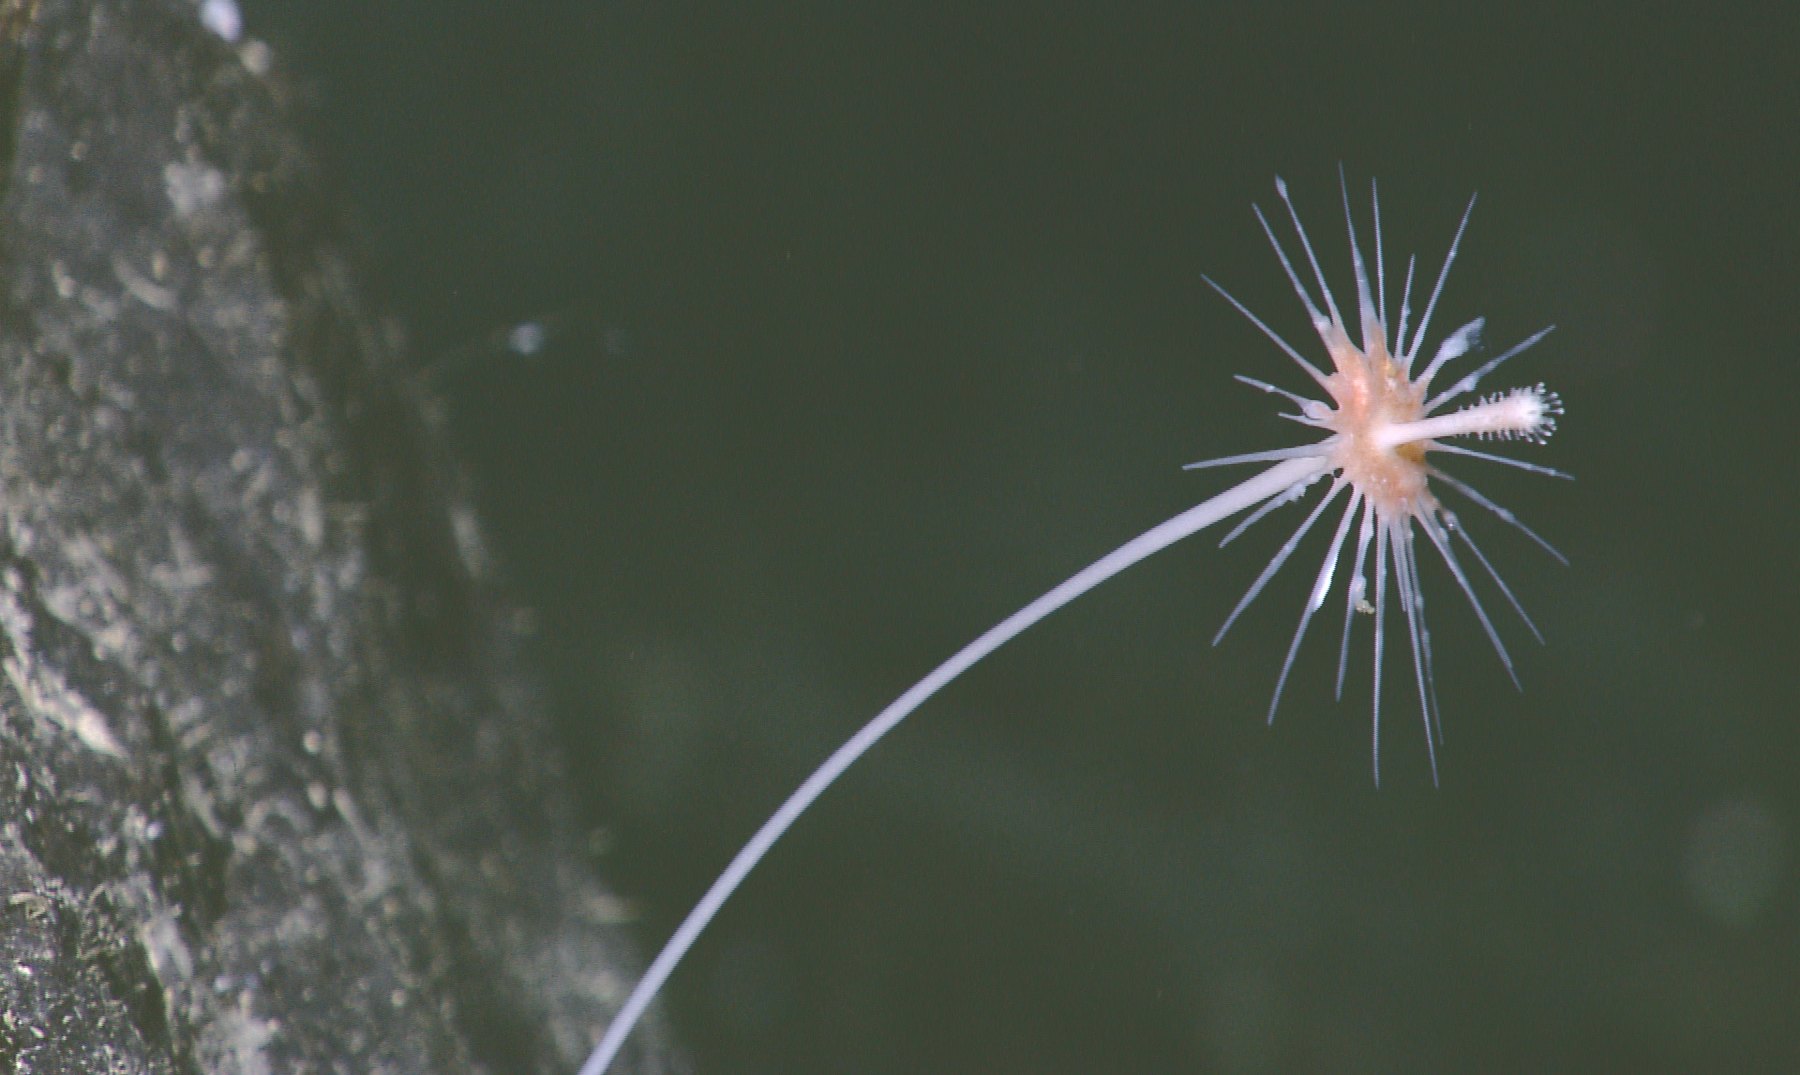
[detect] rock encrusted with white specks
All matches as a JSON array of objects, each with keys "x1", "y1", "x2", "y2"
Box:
[{"x1": 0, "y1": 1, "x2": 672, "y2": 1071}]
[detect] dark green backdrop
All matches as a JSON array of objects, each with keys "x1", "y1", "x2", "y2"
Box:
[{"x1": 257, "y1": 4, "x2": 1797, "y2": 1072}]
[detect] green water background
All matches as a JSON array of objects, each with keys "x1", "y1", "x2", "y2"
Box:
[{"x1": 259, "y1": 4, "x2": 1796, "y2": 1071}]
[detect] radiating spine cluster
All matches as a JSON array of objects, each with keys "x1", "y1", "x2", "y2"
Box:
[{"x1": 1191, "y1": 173, "x2": 1565, "y2": 783}]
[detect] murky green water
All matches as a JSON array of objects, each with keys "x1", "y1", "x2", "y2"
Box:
[{"x1": 263, "y1": 5, "x2": 1799, "y2": 1071}]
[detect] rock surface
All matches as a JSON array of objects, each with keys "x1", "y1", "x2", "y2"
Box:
[{"x1": 0, "y1": 1, "x2": 671, "y2": 1071}]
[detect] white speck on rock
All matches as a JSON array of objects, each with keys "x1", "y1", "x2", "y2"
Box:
[
  {"x1": 3, "y1": 653, "x2": 127, "y2": 759},
  {"x1": 198, "y1": 0, "x2": 242, "y2": 43},
  {"x1": 164, "y1": 160, "x2": 227, "y2": 217}
]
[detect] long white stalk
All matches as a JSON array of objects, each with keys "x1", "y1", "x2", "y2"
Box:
[{"x1": 577, "y1": 453, "x2": 1328, "y2": 1075}]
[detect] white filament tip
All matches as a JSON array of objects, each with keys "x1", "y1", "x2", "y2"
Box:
[{"x1": 1496, "y1": 384, "x2": 1561, "y2": 443}]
